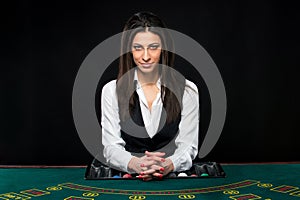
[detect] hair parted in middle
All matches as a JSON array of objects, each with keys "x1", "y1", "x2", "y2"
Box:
[{"x1": 116, "y1": 11, "x2": 185, "y2": 123}]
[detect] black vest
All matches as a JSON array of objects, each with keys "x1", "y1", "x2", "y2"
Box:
[{"x1": 120, "y1": 92, "x2": 181, "y2": 156}]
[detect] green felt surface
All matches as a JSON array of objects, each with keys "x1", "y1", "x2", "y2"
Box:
[{"x1": 1, "y1": 163, "x2": 300, "y2": 199}]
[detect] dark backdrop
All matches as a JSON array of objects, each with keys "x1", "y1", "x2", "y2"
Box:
[{"x1": 1, "y1": 1, "x2": 299, "y2": 165}]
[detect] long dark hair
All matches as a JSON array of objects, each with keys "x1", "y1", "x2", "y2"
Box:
[{"x1": 116, "y1": 11, "x2": 185, "y2": 123}]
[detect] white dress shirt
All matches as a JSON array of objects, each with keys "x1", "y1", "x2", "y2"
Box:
[{"x1": 101, "y1": 71, "x2": 199, "y2": 173}]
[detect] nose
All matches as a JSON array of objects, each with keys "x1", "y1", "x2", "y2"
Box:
[{"x1": 142, "y1": 49, "x2": 151, "y2": 62}]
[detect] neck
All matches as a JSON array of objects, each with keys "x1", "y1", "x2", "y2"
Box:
[{"x1": 137, "y1": 69, "x2": 159, "y2": 85}]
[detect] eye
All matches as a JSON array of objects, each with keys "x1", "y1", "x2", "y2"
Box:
[
  {"x1": 149, "y1": 44, "x2": 160, "y2": 50},
  {"x1": 133, "y1": 45, "x2": 143, "y2": 51}
]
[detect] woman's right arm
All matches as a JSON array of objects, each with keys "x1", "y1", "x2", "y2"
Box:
[
  {"x1": 101, "y1": 80, "x2": 166, "y2": 175},
  {"x1": 101, "y1": 80, "x2": 133, "y2": 172}
]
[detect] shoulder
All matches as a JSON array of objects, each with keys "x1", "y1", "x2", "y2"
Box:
[
  {"x1": 102, "y1": 80, "x2": 116, "y2": 91},
  {"x1": 180, "y1": 79, "x2": 199, "y2": 114},
  {"x1": 184, "y1": 79, "x2": 198, "y2": 94},
  {"x1": 182, "y1": 79, "x2": 199, "y2": 105},
  {"x1": 101, "y1": 80, "x2": 117, "y2": 98}
]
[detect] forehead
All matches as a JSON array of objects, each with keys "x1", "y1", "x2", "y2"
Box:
[{"x1": 132, "y1": 31, "x2": 161, "y2": 45}]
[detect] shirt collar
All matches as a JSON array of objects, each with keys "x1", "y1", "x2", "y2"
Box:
[{"x1": 134, "y1": 69, "x2": 161, "y2": 90}]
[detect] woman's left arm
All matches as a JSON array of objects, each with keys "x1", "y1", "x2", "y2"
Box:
[
  {"x1": 167, "y1": 80, "x2": 200, "y2": 172},
  {"x1": 138, "y1": 80, "x2": 199, "y2": 179}
]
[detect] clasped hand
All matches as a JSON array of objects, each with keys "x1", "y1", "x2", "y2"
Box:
[{"x1": 128, "y1": 151, "x2": 174, "y2": 181}]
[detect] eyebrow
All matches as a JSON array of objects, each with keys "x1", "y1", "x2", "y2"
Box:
[{"x1": 132, "y1": 42, "x2": 161, "y2": 46}]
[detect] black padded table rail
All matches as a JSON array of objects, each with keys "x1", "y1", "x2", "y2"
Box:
[{"x1": 85, "y1": 161, "x2": 226, "y2": 180}]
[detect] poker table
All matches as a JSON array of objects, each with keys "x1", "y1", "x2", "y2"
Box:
[{"x1": 1, "y1": 162, "x2": 300, "y2": 200}]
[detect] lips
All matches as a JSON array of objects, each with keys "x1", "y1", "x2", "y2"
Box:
[{"x1": 140, "y1": 63, "x2": 153, "y2": 68}]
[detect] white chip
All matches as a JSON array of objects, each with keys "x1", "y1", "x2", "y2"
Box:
[{"x1": 177, "y1": 172, "x2": 188, "y2": 177}]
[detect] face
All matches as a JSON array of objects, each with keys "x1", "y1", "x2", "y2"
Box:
[{"x1": 131, "y1": 31, "x2": 162, "y2": 75}]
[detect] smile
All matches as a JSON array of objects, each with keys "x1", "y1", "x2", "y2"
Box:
[{"x1": 140, "y1": 63, "x2": 153, "y2": 68}]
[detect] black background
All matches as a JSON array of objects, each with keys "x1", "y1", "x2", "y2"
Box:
[{"x1": 1, "y1": 1, "x2": 299, "y2": 165}]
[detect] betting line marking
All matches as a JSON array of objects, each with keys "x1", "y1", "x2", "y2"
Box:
[
  {"x1": 229, "y1": 193, "x2": 262, "y2": 200},
  {"x1": 58, "y1": 180, "x2": 259, "y2": 195},
  {"x1": 0, "y1": 192, "x2": 31, "y2": 199},
  {"x1": 20, "y1": 188, "x2": 50, "y2": 197},
  {"x1": 64, "y1": 196, "x2": 94, "y2": 200}
]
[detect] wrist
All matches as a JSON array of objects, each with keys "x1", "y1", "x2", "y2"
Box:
[
  {"x1": 163, "y1": 158, "x2": 174, "y2": 174},
  {"x1": 127, "y1": 156, "x2": 138, "y2": 172}
]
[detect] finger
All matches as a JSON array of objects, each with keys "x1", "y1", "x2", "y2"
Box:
[
  {"x1": 143, "y1": 154, "x2": 165, "y2": 164},
  {"x1": 150, "y1": 164, "x2": 165, "y2": 173},
  {"x1": 149, "y1": 156, "x2": 166, "y2": 164},
  {"x1": 152, "y1": 172, "x2": 163, "y2": 180},
  {"x1": 140, "y1": 160, "x2": 158, "y2": 168},
  {"x1": 142, "y1": 154, "x2": 167, "y2": 169},
  {"x1": 140, "y1": 168, "x2": 156, "y2": 175},
  {"x1": 142, "y1": 176, "x2": 153, "y2": 181},
  {"x1": 140, "y1": 167, "x2": 148, "y2": 171},
  {"x1": 137, "y1": 174, "x2": 152, "y2": 178},
  {"x1": 145, "y1": 151, "x2": 166, "y2": 157},
  {"x1": 137, "y1": 174, "x2": 153, "y2": 181}
]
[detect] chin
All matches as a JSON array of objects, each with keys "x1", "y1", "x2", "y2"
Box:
[{"x1": 137, "y1": 66, "x2": 156, "y2": 73}]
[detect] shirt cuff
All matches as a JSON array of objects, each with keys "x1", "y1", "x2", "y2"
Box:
[
  {"x1": 168, "y1": 151, "x2": 193, "y2": 172},
  {"x1": 105, "y1": 147, "x2": 133, "y2": 173}
]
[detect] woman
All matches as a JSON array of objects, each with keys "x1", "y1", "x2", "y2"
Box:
[{"x1": 100, "y1": 11, "x2": 199, "y2": 181}]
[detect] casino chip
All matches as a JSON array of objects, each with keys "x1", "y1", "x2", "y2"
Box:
[
  {"x1": 177, "y1": 173, "x2": 188, "y2": 177},
  {"x1": 166, "y1": 172, "x2": 177, "y2": 178},
  {"x1": 122, "y1": 174, "x2": 132, "y2": 178}
]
